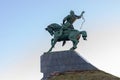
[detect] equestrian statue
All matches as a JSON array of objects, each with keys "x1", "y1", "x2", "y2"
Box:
[{"x1": 45, "y1": 10, "x2": 87, "y2": 52}]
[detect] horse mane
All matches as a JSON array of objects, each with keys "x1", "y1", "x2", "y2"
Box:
[{"x1": 48, "y1": 23, "x2": 61, "y2": 31}]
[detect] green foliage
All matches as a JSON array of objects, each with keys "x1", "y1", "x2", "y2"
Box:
[{"x1": 48, "y1": 70, "x2": 120, "y2": 80}]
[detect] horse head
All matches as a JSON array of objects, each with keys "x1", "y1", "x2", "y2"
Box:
[
  {"x1": 45, "y1": 25, "x2": 54, "y2": 36},
  {"x1": 45, "y1": 23, "x2": 61, "y2": 36}
]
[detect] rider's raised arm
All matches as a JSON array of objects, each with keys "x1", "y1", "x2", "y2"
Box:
[{"x1": 75, "y1": 11, "x2": 85, "y2": 19}]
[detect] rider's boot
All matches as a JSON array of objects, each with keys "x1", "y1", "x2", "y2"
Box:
[{"x1": 59, "y1": 28, "x2": 63, "y2": 37}]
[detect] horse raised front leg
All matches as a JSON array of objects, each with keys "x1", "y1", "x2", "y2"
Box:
[
  {"x1": 47, "y1": 38, "x2": 57, "y2": 53},
  {"x1": 51, "y1": 38, "x2": 54, "y2": 45}
]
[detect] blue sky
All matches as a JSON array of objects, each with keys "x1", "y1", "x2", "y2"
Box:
[{"x1": 0, "y1": 0, "x2": 120, "y2": 79}]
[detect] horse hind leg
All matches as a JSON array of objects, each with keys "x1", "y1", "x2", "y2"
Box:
[
  {"x1": 69, "y1": 36, "x2": 79, "y2": 50},
  {"x1": 77, "y1": 34, "x2": 81, "y2": 40}
]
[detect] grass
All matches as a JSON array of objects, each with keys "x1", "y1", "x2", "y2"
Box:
[{"x1": 48, "y1": 70, "x2": 120, "y2": 80}]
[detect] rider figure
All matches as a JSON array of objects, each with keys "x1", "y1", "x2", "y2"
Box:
[{"x1": 59, "y1": 10, "x2": 85, "y2": 36}]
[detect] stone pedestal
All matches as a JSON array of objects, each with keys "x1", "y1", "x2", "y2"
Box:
[{"x1": 41, "y1": 50, "x2": 97, "y2": 80}]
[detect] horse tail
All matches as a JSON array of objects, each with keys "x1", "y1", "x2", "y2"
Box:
[
  {"x1": 80, "y1": 31, "x2": 87, "y2": 40},
  {"x1": 62, "y1": 40, "x2": 66, "y2": 46}
]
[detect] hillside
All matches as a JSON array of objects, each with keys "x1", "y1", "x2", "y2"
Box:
[{"x1": 48, "y1": 70, "x2": 120, "y2": 80}]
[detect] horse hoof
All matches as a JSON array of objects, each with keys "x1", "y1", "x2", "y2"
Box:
[
  {"x1": 70, "y1": 48, "x2": 75, "y2": 50},
  {"x1": 44, "y1": 51, "x2": 50, "y2": 54}
]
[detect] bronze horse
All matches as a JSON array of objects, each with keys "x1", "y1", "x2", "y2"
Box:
[{"x1": 45, "y1": 23, "x2": 87, "y2": 52}]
